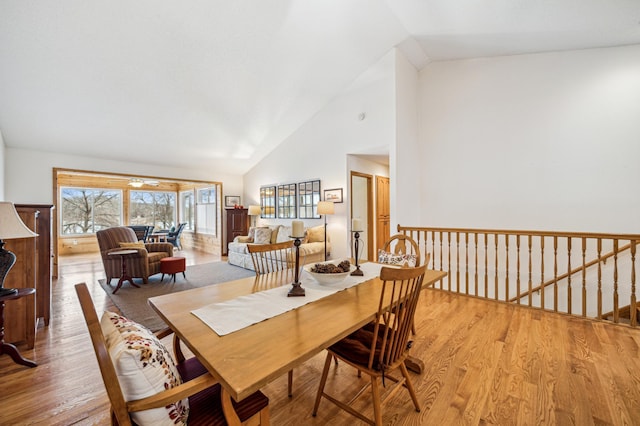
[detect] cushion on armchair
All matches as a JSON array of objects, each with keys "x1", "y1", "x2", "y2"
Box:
[
  {"x1": 119, "y1": 241, "x2": 146, "y2": 249},
  {"x1": 253, "y1": 227, "x2": 272, "y2": 244}
]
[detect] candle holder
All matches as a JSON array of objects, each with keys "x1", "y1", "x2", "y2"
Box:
[
  {"x1": 287, "y1": 236, "x2": 305, "y2": 297},
  {"x1": 351, "y1": 230, "x2": 364, "y2": 276}
]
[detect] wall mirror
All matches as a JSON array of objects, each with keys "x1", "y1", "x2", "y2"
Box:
[
  {"x1": 298, "y1": 179, "x2": 321, "y2": 219},
  {"x1": 260, "y1": 186, "x2": 276, "y2": 218},
  {"x1": 277, "y1": 183, "x2": 297, "y2": 219}
]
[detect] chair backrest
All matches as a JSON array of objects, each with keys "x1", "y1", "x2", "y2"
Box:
[
  {"x1": 368, "y1": 265, "x2": 427, "y2": 371},
  {"x1": 247, "y1": 240, "x2": 295, "y2": 276},
  {"x1": 96, "y1": 226, "x2": 138, "y2": 254},
  {"x1": 75, "y1": 283, "x2": 133, "y2": 426},
  {"x1": 170, "y1": 223, "x2": 187, "y2": 237}
]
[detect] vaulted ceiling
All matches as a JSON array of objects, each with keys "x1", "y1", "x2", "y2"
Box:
[{"x1": 1, "y1": 1, "x2": 639, "y2": 175}]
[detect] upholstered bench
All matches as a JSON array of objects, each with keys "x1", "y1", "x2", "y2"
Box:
[{"x1": 160, "y1": 257, "x2": 186, "y2": 282}]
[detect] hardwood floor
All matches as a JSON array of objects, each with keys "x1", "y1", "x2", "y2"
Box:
[{"x1": 1, "y1": 251, "x2": 639, "y2": 425}]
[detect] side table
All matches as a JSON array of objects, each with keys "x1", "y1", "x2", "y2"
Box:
[
  {"x1": 0, "y1": 288, "x2": 37, "y2": 368},
  {"x1": 108, "y1": 249, "x2": 140, "y2": 294}
]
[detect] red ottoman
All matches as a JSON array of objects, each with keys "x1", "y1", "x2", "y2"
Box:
[{"x1": 160, "y1": 257, "x2": 186, "y2": 283}]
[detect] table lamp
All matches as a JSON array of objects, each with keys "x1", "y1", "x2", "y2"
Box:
[
  {"x1": 248, "y1": 205, "x2": 262, "y2": 227},
  {"x1": 317, "y1": 201, "x2": 334, "y2": 261},
  {"x1": 0, "y1": 202, "x2": 38, "y2": 296}
]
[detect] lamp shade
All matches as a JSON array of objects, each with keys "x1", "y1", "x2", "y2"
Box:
[
  {"x1": 317, "y1": 201, "x2": 334, "y2": 215},
  {"x1": 248, "y1": 205, "x2": 262, "y2": 216},
  {"x1": 0, "y1": 202, "x2": 37, "y2": 240}
]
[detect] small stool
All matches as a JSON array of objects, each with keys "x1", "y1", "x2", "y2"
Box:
[{"x1": 160, "y1": 257, "x2": 186, "y2": 283}]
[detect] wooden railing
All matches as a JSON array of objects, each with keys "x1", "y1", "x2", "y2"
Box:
[{"x1": 397, "y1": 225, "x2": 640, "y2": 327}]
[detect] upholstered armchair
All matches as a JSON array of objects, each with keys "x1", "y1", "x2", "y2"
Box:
[{"x1": 96, "y1": 226, "x2": 174, "y2": 284}]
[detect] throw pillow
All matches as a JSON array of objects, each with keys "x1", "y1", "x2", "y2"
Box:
[
  {"x1": 306, "y1": 225, "x2": 325, "y2": 243},
  {"x1": 378, "y1": 249, "x2": 417, "y2": 267},
  {"x1": 253, "y1": 227, "x2": 272, "y2": 244},
  {"x1": 270, "y1": 225, "x2": 281, "y2": 244},
  {"x1": 100, "y1": 311, "x2": 189, "y2": 426},
  {"x1": 119, "y1": 241, "x2": 145, "y2": 249},
  {"x1": 276, "y1": 226, "x2": 292, "y2": 243}
]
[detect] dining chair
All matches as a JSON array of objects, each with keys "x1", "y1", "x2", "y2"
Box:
[
  {"x1": 75, "y1": 283, "x2": 270, "y2": 426},
  {"x1": 380, "y1": 233, "x2": 422, "y2": 267},
  {"x1": 247, "y1": 240, "x2": 295, "y2": 276},
  {"x1": 312, "y1": 265, "x2": 427, "y2": 426},
  {"x1": 247, "y1": 240, "x2": 296, "y2": 397}
]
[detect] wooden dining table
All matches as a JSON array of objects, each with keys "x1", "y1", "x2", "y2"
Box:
[{"x1": 148, "y1": 265, "x2": 447, "y2": 405}]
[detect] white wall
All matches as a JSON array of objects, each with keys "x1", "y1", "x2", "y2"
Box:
[
  {"x1": 0, "y1": 130, "x2": 5, "y2": 200},
  {"x1": 4, "y1": 147, "x2": 244, "y2": 204},
  {"x1": 418, "y1": 45, "x2": 640, "y2": 233},
  {"x1": 244, "y1": 51, "x2": 397, "y2": 259}
]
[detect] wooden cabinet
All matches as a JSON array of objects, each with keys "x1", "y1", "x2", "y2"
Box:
[
  {"x1": 4, "y1": 204, "x2": 54, "y2": 347},
  {"x1": 375, "y1": 176, "x2": 390, "y2": 251},
  {"x1": 225, "y1": 208, "x2": 249, "y2": 255}
]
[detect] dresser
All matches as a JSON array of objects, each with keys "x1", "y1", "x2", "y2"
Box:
[
  {"x1": 4, "y1": 204, "x2": 54, "y2": 347},
  {"x1": 225, "y1": 208, "x2": 249, "y2": 256}
]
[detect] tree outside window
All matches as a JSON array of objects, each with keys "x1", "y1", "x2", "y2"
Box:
[
  {"x1": 61, "y1": 188, "x2": 122, "y2": 235},
  {"x1": 129, "y1": 191, "x2": 176, "y2": 230}
]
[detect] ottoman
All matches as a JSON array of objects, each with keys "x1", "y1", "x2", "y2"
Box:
[{"x1": 160, "y1": 257, "x2": 186, "y2": 283}]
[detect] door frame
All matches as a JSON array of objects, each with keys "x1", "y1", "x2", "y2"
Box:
[{"x1": 350, "y1": 171, "x2": 374, "y2": 260}]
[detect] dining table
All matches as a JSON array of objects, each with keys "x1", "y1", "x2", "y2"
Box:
[{"x1": 148, "y1": 262, "x2": 447, "y2": 408}]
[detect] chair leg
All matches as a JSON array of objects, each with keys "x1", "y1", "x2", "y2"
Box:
[
  {"x1": 370, "y1": 375, "x2": 383, "y2": 426},
  {"x1": 399, "y1": 362, "x2": 421, "y2": 412},
  {"x1": 312, "y1": 352, "x2": 334, "y2": 416},
  {"x1": 288, "y1": 369, "x2": 293, "y2": 397}
]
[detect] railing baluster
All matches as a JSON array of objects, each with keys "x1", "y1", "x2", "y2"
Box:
[
  {"x1": 567, "y1": 237, "x2": 572, "y2": 315},
  {"x1": 474, "y1": 233, "x2": 479, "y2": 297},
  {"x1": 447, "y1": 232, "x2": 452, "y2": 291},
  {"x1": 456, "y1": 232, "x2": 460, "y2": 294},
  {"x1": 505, "y1": 235, "x2": 510, "y2": 303},
  {"x1": 540, "y1": 236, "x2": 545, "y2": 310},
  {"x1": 494, "y1": 234, "x2": 499, "y2": 301},
  {"x1": 484, "y1": 233, "x2": 488, "y2": 298},
  {"x1": 465, "y1": 232, "x2": 469, "y2": 295},
  {"x1": 631, "y1": 241, "x2": 637, "y2": 327},
  {"x1": 613, "y1": 239, "x2": 619, "y2": 323},
  {"x1": 597, "y1": 238, "x2": 602, "y2": 319},
  {"x1": 554, "y1": 236, "x2": 558, "y2": 312},
  {"x1": 528, "y1": 235, "x2": 533, "y2": 308},
  {"x1": 516, "y1": 235, "x2": 521, "y2": 305},
  {"x1": 582, "y1": 237, "x2": 587, "y2": 317}
]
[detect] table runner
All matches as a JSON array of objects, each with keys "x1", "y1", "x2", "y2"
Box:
[{"x1": 192, "y1": 262, "x2": 383, "y2": 336}]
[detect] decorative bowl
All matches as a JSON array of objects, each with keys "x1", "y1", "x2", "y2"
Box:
[{"x1": 303, "y1": 259, "x2": 355, "y2": 285}]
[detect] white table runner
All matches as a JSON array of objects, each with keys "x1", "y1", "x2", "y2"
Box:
[{"x1": 192, "y1": 262, "x2": 383, "y2": 336}]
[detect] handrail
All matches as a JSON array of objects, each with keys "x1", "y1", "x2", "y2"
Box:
[{"x1": 398, "y1": 225, "x2": 640, "y2": 327}]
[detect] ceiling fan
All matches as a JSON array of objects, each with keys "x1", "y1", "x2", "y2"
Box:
[{"x1": 128, "y1": 178, "x2": 160, "y2": 188}]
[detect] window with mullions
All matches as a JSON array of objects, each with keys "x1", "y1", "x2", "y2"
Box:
[
  {"x1": 61, "y1": 187, "x2": 122, "y2": 235},
  {"x1": 277, "y1": 183, "x2": 297, "y2": 219},
  {"x1": 130, "y1": 191, "x2": 176, "y2": 230},
  {"x1": 298, "y1": 179, "x2": 320, "y2": 219},
  {"x1": 197, "y1": 186, "x2": 218, "y2": 236},
  {"x1": 180, "y1": 191, "x2": 195, "y2": 231}
]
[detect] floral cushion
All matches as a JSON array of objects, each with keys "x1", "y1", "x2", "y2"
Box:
[
  {"x1": 378, "y1": 249, "x2": 417, "y2": 267},
  {"x1": 100, "y1": 311, "x2": 189, "y2": 426}
]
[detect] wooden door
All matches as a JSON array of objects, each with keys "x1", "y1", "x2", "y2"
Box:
[{"x1": 375, "y1": 176, "x2": 390, "y2": 252}]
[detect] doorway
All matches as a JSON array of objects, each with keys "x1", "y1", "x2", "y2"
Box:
[{"x1": 350, "y1": 172, "x2": 373, "y2": 260}]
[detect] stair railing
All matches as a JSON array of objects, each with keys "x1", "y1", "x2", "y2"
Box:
[{"x1": 397, "y1": 225, "x2": 640, "y2": 327}]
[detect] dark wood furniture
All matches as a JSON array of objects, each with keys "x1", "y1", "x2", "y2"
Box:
[
  {"x1": 107, "y1": 249, "x2": 140, "y2": 294},
  {"x1": 225, "y1": 208, "x2": 249, "y2": 256},
  {"x1": 3, "y1": 204, "x2": 53, "y2": 346},
  {"x1": 0, "y1": 288, "x2": 37, "y2": 368}
]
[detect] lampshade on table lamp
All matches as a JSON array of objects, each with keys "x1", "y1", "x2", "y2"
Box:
[
  {"x1": 317, "y1": 201, "x2": 334, "y2": 261},
  {"x1": 248, "y1": 205, "x2": 262, "y2": 227},
  {"x1": 0, "y1": 202, "x2": 37, "y2": 296}
]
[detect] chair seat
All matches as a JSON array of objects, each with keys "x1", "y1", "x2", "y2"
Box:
[
  {"x1": 177, "y1": 357, "x2": 269, "y2": 426},
  {"x1": 329, "y1": 322, "x2": 391, "y2": 371}
]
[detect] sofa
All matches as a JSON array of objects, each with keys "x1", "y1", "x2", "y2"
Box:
[{"x1": 228, "y1": 224, "x2": 330, "y2": 271}]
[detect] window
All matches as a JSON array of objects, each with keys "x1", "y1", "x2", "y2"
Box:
[
  {"x1": 277, "y1": 183, "x2": 297, "y2": 219},
  {"x1": 61, "y1": 187, "x2": 122, "y2": 235},
  {"x1": 129, "y1": 191, "x2": 176, "y2": 230},
  {"x1": 180, "y1": 191, "x2": 195, "y2": 231},
  {"x1": 197, "y1": 186, "x2": 218, "y2": 235}
]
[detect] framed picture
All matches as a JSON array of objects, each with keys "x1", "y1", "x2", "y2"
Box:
[
  {"x1": 324, "y1": 188, "x2": 343, "y2": 203},
  {"x1": 225, "y1": 195, "x2": 241, "y2": 207}
]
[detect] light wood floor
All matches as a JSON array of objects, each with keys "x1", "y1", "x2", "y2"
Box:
[{"x1": 1, "y1": 251, "x2": 639, "y2": 425}]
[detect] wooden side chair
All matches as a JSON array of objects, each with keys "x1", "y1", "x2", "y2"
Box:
[
  {"x1": 75, "y1": 283, "x2": 270, "y2": 426},
  {"x1": 247, "y1": 240, "x2": 295, "y2": 276},
  {"x1": 312, "y1": 265, "x2": 427, "y2": 426},
  {"x1": 380, "y1": 233, "x2": 422, "y2": 267},
  {"x1": 247, "y1": 240, "x2": 296, "y2": 397}
]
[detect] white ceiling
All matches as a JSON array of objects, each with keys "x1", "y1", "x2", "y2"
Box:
[{"x1": 1, "y1": 0, "x2": 639, "y2": 175}]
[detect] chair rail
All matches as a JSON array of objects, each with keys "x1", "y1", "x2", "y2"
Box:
[{"x1": 398, "y1": 225, "x2": 640, "y2": 327}]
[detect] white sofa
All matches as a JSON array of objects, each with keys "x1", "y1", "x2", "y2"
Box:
[{"x1": 228, "y1": 224, "x2": 330, "y2": 271}]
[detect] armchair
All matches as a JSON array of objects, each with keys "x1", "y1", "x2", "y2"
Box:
[{"x1": 96, "y1": 226, "x2": 174, "y2": 284}]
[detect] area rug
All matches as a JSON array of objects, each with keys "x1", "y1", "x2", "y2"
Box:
[{"x1": 98, "y1": 261, "x2": 254, "y2": 331}]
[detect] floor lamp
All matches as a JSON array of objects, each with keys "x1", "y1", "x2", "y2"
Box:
[
  {"x1": 248, "y1": 205, "x2": 262, "y2": 228},
  {"x1": 0, "y1": 202, "x2": 38, "y2": 296},
  {"x1": 317, "y1": 201, "x2": 334, "y2": 261}
]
